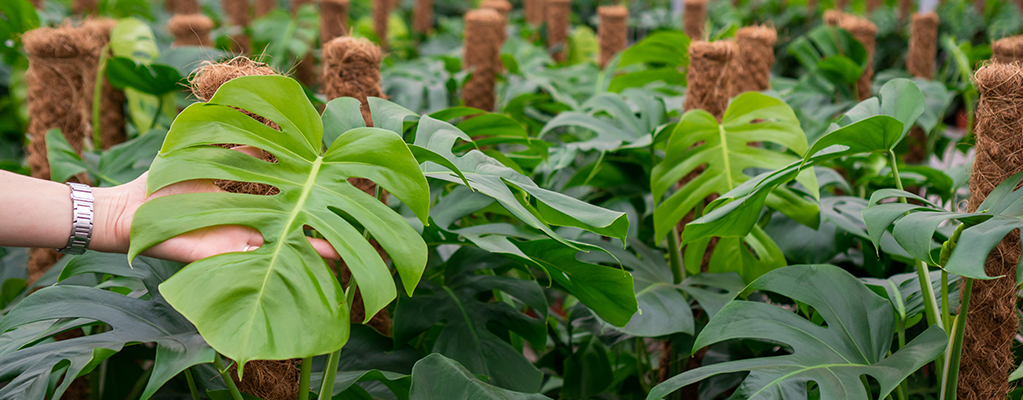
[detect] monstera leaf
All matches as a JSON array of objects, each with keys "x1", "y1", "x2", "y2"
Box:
[
  {"x1": 409, "y1": 354, "x2": 549, "y2": 400},
  {"x1": 128, "y1": 76, "x2": 430, "y2": 372},
  {"x1": 394, "y1": 247, "x2": 548, "y2": 393},
  {"x1": 648, "y1": 265, "x2": 948, "y2": 399},
  {"x1": 0, "y1": 253, "x2": 213, "y2": 400},
  {"x1": 539, "y1": 88, "x2": 668, "y2": 151},
  {"x1": 862, "y1": 170, "x2": 1023, "y2": 280},
  {"x1": 677, "y1": 79, "x2": 926, "y2": 248}
]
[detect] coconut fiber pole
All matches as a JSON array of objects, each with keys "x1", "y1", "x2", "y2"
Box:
[
  {"x1": 481, "y1": 0, "x2": 511, "y2": 46},
  {"x1": 413, "y1": 0, "x2": 432, "y2": 34},
  {"x1": 317, "y1": 38, "x2": 395, "y2": 335},
  {"x1": 22, "y1": 26, "x2": 92, "y2": 283},
  {"x1": 73, "y1": 0, "x2": 98, "y2": 15},
  {"x1": 321, "y1": 37, "x2": 384, "y2": 125},
  {"x1": 683, "y1": 0, "x2": 706, "y2": 40},
  {"x1": 81, "y1": 18, "x2": 126, "y2": 150},
  {"x1": 838, "y1": 15, "x2": 877, "y2": 100},
  {"x1": 835, "y1": 0, "x2": 849, "y2": 10},
  {"x1": 731, "y1": 25, "x2": 776, "y2": 95},
  {"x1": 546, "y1": 0, "x2": 571, "y2": 62},
  {"x1": 899, "y1": 0, "x2": 913, "y2": 19},
  {"x1": 255, "y1": 0, "x2": 276, "y2": 17},
  {"x1": 322, "y1": 0, "x2": 350, "y2": 42},
  {"x1": 223, "y1": 0, "x2": 251, "y2": 53},
  {"x1": 904, "y1": 11, "x2": 938, "y2": 163},
  {"x1": 866, "y1": 0, "x2": 883, "y2": 12},
  {"x1": 992, "y1": 36, "x2": 1023, "y2": 64},
  {"x1": 188, "y1": 57, "x2": 302, "y2": 400},
  {"x1": 684, "y1": 40, "x2": 736, "y2": 118},
  {"x1": 373, "y1": 0, "x2": 390, "y2": 49},
  {"x1": 174, "y1": 0, "x2": 201, "y2": 14},
  {"x1": 463, "y1": 9, "x2": 502, "y2": 111},
  {"x1": 292, "y1": 0, "x2": 317, "y2": 87},
  {"x1": 525, "y1": 0, "x2": 545, "y2": 25},
  {"x1": 956, "y1": 62, "x2": 1023, "y2": 400},
  {"x1": 597, "y1": 5, "x2": 628, "y2": 68},
  {"x1": 168, "y1": 14, "x2": 214, "y2": 47}
]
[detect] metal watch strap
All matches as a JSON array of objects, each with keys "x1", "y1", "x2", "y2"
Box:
[{"x1": 57, "y1": 182, "x2": 94, "y2": 255}]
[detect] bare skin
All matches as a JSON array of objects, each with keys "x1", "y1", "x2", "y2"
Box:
[{"x1": 0, "y1": 147, "x2": 340, "y2": 263}]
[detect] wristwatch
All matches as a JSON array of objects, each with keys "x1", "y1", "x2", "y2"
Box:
[{"x1": 57, "y1": 182, "x2": 94, "y2": 255}]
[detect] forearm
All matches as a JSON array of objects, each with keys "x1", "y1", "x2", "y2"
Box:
[{"x1": 0, "y1": 171, "x2": 126, "y2": 253}]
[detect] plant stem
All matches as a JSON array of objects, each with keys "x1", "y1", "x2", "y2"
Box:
[
  {"x1": 298, "y1": 357, "x2": 312, "y2": 400},
  {"x1": 941, "y1": 278, "x2": 972, "y2": 400},
  {"x1": 941, "y1": 271, "x2": 951, "y2": 331},
  {"x1": 184, "y1": 367, "x2": 201, "y2": 400},
  {"x1": 319, "y1": 350, "x2": 342, "y2": 398},
  {"x1": 214, "y1": 354, "x2": 245, "y2": 400},
  {"x1": 668, "y1": 228, "x2": 685, "y2": 284},
  {"x1": 889, "y1": 151, "x2": 943, "y2": 331},
  {"x1": 90, "y1": 45, "x2": 108, "y2": 150}
]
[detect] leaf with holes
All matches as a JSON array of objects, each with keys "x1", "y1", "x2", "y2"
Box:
[
  {"x1": 648, "y1": 264, "x2": 948, "y2": 400},
  {"x1": 128, "y1": 75, "x2": 430, "y2": 373}
]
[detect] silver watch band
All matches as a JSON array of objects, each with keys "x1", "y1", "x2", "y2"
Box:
[{"x1": 57, "y1": 182, "x2": 94, "y2": 255}]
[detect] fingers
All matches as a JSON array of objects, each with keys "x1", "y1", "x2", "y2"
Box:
[{"x1": 308, "y1": 237, "x2": 341, "y2": 260}]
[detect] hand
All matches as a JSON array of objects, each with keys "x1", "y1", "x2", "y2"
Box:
[{"x1": 93, "y1": 147, "x2": 341, "y2": 263}]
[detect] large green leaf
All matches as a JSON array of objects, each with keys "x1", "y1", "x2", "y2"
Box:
[
  {"x1": 539, "y1": 89, "x2": 667, "y2": 152},
  {"x1": 862, "y1": 171, "x2": 1023, "y2": 280},
  {"x1": 128, "y1": 76, "x2": 430, "y2": 371},
  {"x1": 393, "y1": 247, "x2": 547, "y2": 393},
  {"x1": 648, "y1": 264, "x2": 948, "y2": 399},
  {"x1": 678, "y1": 79, "x2": 926, "y2": 248},
  {"x1": 609, "y1": 31, "x2": 690, "y2": 92},
  {"x1": 408, "y1": 354, "x2": 549, "y2": 400},
  {"x1": 0, "y1": 253, "x2": 214, "y2": 400}
]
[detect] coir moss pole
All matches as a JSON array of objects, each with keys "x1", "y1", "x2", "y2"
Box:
[
  {"x1": 525, "y1": 0, "x2": 544, "y2": 25},
  {"x1": 321, "y1": 37, "x2": 384, "y2": 125},
  {"x1": 899, "y1": 0, "x2": 912, "y2": 19},
  {"x1": 482, "y1": 0, "x2": 511, "y2": 45},
  {"x1": 188, "y1": 57, "x2": 301, "y2": 400},
  {"x1": 684, "y1": 40, "x2": 736, "y2": 119},
  {"x1": 823, "y1": 9, "x2": 842, "y2": 26},
  {"x1": 413, "y1": 0, "x2": 432, "y2": 33},
  {"x1": 463, "y1": 9, "x2": 502, "y2": 112},
  {"x1": 81, "y1": 18, "x2": 126, "y2": 150},
  {"x1": 322, "y1": 0, "x2": 350, "y2": 43},
  {"x1": 73, "y1": 0, "x2": 97, "y2": 15},
  {"x1": 292, "y1": 0, "x2": 317, "y2": 87},
  {"x1": 23, "y1": 26, "x2": 92, "y2": 283},
  {"x1": 956, "y1": 62, "x2": 1023, "y2": 400},
  {"x1": 597, "y1": 5, "x2": 628, "y2": 68},
  {"x1": 374, "y1": 0, "x2": 390, "y2": 49},
  {"x1": 838, "y1": 14, "x2": 877, "y2": 100},
  {"x1": 683, "y1": 0, "x2": 706, "y2": 40},
  {"x1": 174, "y1": 0, "x2": 201, "y2": 14},
  {"x1": 255, "y1": 0, "x2": 276, "y2": 17},
  {"x1": 168, "y1": 14, "x2": 214, "y2": 47},
  {"x1": 546, "y1": 0, "x2": 571, "y2": 62},
  {"x1": 993, "y1": 36, "x2": 1023, "y2": 64},
  {"x1": 732, "y1": 25, "x2": 776, "y2": 95},
  {"x1": 866, "y1": 0, "x2": 883, "y2": 12},
  {"x1": 904, "y1": 12, "x2": 938, "y2": 163},
  {"x1": 222, "y1": 0, "x2": 251, "y2": 53},
  {"x1": 835, "y1": 0, "x2": 849, "y2": 10}
]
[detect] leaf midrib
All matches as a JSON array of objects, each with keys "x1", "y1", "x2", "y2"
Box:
[
  {"x1": 239, "y1": 156, "x2": 324, "y2": 356},
  {"x1": 718, "y1": 124, "x2": 735, "y2": 191}
]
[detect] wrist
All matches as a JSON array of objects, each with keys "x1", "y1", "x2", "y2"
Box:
[{"x1": 90, "y1": 185, "x2": 132, "y2": 253}]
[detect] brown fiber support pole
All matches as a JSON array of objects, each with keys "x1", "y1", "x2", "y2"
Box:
[
  {"x1": 413, "y1": 0, "x2": 432, "y2": 33},
  {"x1": 684, "y1": 40, "x2": 736, "y2": 118},
  {"x1": 255, "y1": 0, "x2": 276, "y2": 17},
  {"x1": 838, "y1": 15, "x2": 877, "y2": 100},
  {"x1": 732, "y1": 25, "x2": 776, "y2": 95},
  {"x1": 956, "y1": 62, "x2": 1023, "y2": 400},
  {"x1": 835, "y1": 0, "x2": 849, "y2": 10},
  {"x1": 175, "y1": 0, "x2": 201, "y2": 14},
  {"x1": 546, "y1": 0, "x2": 570, "y2": 62},
  {"x1": 223, "y1": 0, "x2": 251, "y2": 53},
  {"x1": 168, "y1": 14, "x2": 214, "y2": 47},
  {"x1": 73, "y1": 0, "x2": 98, "y2": 14},
  {"x1": 823, "y1": 9, "x2": 843, "y2": 26},
  {"x1": 321, "y1": 37, "x2": 384, "y2": 125},
  {"x1": 189, "y1": 57, "x2": 300, "y2": 400},
  {"x1": 292, "y1": 0, "x2": 317, "y2": 87},
  {"x1": 683, "y1": 0, "x2": 706, "y2": 40},
  {"x1": 481, "y1": 0, "x2": 513, "y2": 17},
  {"x1": 525, "y1": 0, "x2": 545, "y2": 25},
  {"x1": 22, "y1": 26, "x2": 92, "y2": 283},
  {"x1": 597, "y1": 5, "x2": 628, "y2": 67},
  {"x1": 374, "y1": 0, "x2": 390, "y2": 49},
  {"x1": 866, "y1": 0, "x2": 882, "y2": 12},
  {"x1": 322, "y1": 0, "x2": 350, "y2": 42},
  {"x1": 81, "y1": 19, "x2": 126, "y2": 150},
  {"x1": 904, "y1": 12, "x2": 938, "y2": 163},
  {"x1": 29, "y1": 0, "x2": 43, "y2": 9},
  {"x1": 463, "y1": 9, "x2": 502, "y2": 111},
  {"x1": 993, "y1": 36, "x2": 1023, "y2": 64},
  {"x1": 898, "y1": 0, "x2": 913, "y2": 20}
]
